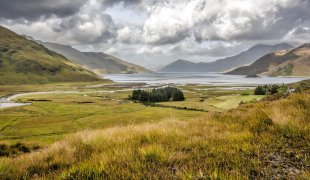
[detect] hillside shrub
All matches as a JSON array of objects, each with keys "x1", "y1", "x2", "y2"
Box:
[{"x1": 254, "y1": 84, "x2": 288, "y2": 95}]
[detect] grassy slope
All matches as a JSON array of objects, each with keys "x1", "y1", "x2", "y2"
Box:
[
  {"x1": 0, "y1": 89, "x2": 309, "y2": 179},
  {"x1": 0, "y1": 26, "x2": 100, "y2": 85},
  {"x1": 88, "y1": 53, "x2": 152, "y2": 74},
  {"x1": 38, "y1": 41, "x2": 152, "y2": 74},
  {"x1": 227, "y1": 44, "x2": 310, "y2": 77}
]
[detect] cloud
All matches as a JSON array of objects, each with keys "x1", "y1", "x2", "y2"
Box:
[
  {"x1": 0, "y1": 0, "x2": 309, "y2": 68},
  {"x1": 3, "y1": 0, "x2": 308, "y2": 46},
  {"x1": 193, "y1": 0, "x2": 310, "y2": 41},
  {"x1": 54, "y1": 13, "x2": 116, "y2": 44},
  {"x1": 0, "y1": 0, "x2": 143, "y2": 21},
  {"x1": 140, "y1": 0, "x2": 310, "y2": 45},
  {"x1": 141, "y1": 1, "x2": 194, "y2": 45},
  {"x1": 117, "y1": 25, "x2": 142, "y2": 44},
  {"x1": 0, "y1": 0, "x2": 86, "y2": 20},
  {"x1": 2, "y1": 1, "x2": 117, "y2": 45},
  {"x1": 284, "y1": 26, "x2": 310, "y2": 43},
  {"x1": 100, "y1": 0, "x2": 142, "y2": 7}
]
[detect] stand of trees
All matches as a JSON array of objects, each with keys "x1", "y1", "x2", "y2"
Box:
[
  {"x1": 254, "y1": 84, "x2": 288, "y2": 95},
  {"x1": 130, "y1": 87, "x2": 185, "y2": 102}
]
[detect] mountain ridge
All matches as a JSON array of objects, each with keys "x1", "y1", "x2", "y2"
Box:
[
  {"x1": 0, "y1": 26, "x2": 100, "y2": 85},
  {"x1": 227, "y1": 43, "x2": 310, "y2": 77},
  {"x1": 159, "y1": 43, "x2": 294, "y2": 73},
  {"x1": 23, "y1": 36, "x2": 152, "y2": 75}
]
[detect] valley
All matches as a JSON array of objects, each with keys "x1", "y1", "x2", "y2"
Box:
[
  {"x1": 0, "y1": 80, "x2": 309, "y2": 179},
  {"x1": 0, "y1": 81, "x2": 262, "y2": 145}
]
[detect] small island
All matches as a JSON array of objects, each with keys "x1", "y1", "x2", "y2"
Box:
[{"x1": 245, "y1": 74, "x2": 261, "y2": 78}]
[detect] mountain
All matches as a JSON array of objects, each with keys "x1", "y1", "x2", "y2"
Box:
[
  {"x1": 159, "y1": 43, "x2": 294, "y2": 72},
  {"x1": 0, "y1": 26, "x2": 100, "y2": 85},
  {"x1": 26, "y1": 38, "x2": 151, "y2": 75},
  {"x1": 227, "y1": 44, "x2": 310, "y2": 77}
]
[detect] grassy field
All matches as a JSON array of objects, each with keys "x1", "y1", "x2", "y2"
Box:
[
  {"x1": 159, "y1": 86, "x2": 262, "y2": 111},
  {"x1": 0, "y1": 81, "x2": 112, "y2": 97},
  {"x1": 0, "y1": 83, "x2": 261, "y2": 145},
  {"x1": 0, "y1": 88, "x2": 309, "y2": 179},
  {"x1": 0, "y1": 89, "x2": 204, "y2": 144}
]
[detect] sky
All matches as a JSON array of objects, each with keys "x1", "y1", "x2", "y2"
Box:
[{"x1": 0, "y1": 0, "x2": 309, "y2": 69}]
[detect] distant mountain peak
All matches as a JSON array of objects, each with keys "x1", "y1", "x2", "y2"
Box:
[
  {"x1": 159, "y1": 43, "x2": 294, "y2": 73},
  {"x1": 174, "y1": 59, "x2": 193, "y2": 63},
  {"x1": 175, "y1": 59, "x2": 187, "y2": 62},
  {"x1": 34, "y1": 40, "x2": 151, "y2": 74},
  {"x1": 299, "y1": 43, "x2": 310, "y2": 48},
  {"x1": 227, "y1": 43, "x2": 310, "y2": 77},
  {"x1": 249, "y1": 43, "x2": 293, "y2": 51}
]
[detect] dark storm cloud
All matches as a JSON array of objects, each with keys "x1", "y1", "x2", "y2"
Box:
[
  {"x1": 193, "y1": 0, "x2": 310, "y2": 42},
  {"x1": 100, "y1": 0, "x2": 142, "y2": 7},
  {"x1": 54, "y1": 13, "x2": 117, "y2": 44},
  {"x1": 1, "y1": 0, "x2": 309, "y2": 68},
  {"x1": 0, "y1": 0, "x2": 86, "y2": 20}
]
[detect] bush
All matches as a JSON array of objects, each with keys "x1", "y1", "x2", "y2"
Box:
[
  {"x1": 254, "y1": 84, "x2": 287, "y2": 95},
  {"x1": 130, "y1": 87, "x2": 185, "y2": 102},
  {"x1": 254, "y1": 86, "x2": 266, "y2": 95}
]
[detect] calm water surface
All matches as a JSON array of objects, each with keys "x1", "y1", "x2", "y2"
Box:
[{"x1": 104, "y1": 73, "x2": 308, "y2": 86}]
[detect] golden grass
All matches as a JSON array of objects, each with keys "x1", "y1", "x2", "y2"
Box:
[{"x1": 1, "y1": 91, "x2": 309, "y2": 179}]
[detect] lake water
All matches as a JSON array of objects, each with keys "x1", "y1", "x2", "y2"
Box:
[{"x1": 104, "y1": 73, "x2": 308, "y2": 86}]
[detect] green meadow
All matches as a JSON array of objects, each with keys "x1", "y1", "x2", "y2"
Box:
[
  {"x1": 0, "y1": 84, "x2": 205, "y2": 144},
  {"x1": 0, "y1": 81, "x2": 309, "y2": 179}
]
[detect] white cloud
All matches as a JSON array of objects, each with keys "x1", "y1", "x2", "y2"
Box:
[
  {"x1": 117, "y1": 25, "x2": 142, "y2": 44},
  {"x1": 105, "y1": 47, "x2": 118, "y2": 54},
  {"x1": 1, "y1": 0, "x2": 309, "y2": 68},
  {"x1": 140, "y1": 0, "x2": 310, "y2": 44},
  {"x1": 142, "y1": 1, "x2": 195, "y2": 45}
]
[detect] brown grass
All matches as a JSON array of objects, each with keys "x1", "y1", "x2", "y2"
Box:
[{"x1": 0, "y1": 91, "x2": 309, "y2": 179}]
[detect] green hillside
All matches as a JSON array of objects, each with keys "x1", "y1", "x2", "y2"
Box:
[
  {"x1": 0, "y1": 26, "x2": 100, "y2": 85},
  {"x1": 227, "y1": 44, "x2": 310, "y2": 77},
  {"x1": 35, "y1": 40, "x2": 152, "y2": 75}
]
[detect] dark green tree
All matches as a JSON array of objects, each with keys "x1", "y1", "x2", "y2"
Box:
[{"x1": 129, "y1": 87, "x2": 185, "y2": 102}]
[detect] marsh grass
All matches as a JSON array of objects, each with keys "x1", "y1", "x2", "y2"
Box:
[{"x1": 0, "y1": 91, "x2": 309, "y2": 179}]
